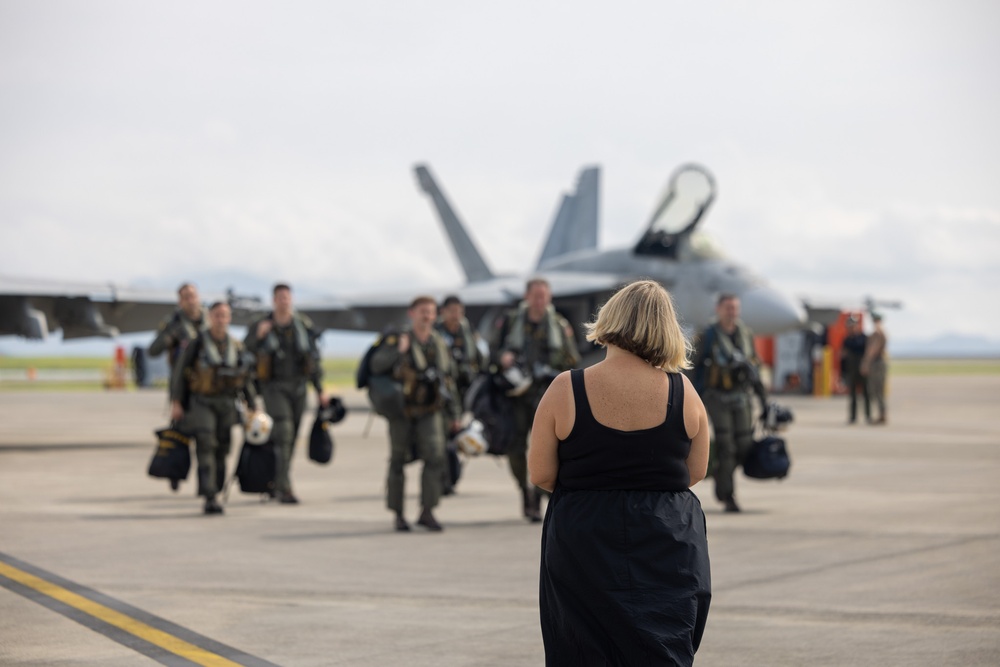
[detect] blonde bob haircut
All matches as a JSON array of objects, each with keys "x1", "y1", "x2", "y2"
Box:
[{"x1": 584, "y1": 280, "x2": 692, "y2": 371}]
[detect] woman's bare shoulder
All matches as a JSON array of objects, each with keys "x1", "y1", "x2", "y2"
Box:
[
  {"x1": 678, "y1": 372, "x2": 706, "y2": 436},
  {"x1": 678, "y1": 373, "x2": 704, "y2": 405},
  {"x1": 548, "y1": 370, "x2": 573, "y2": 396}
]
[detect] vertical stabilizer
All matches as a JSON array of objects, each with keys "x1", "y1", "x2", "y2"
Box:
[
  {"x1": 414, "y1": 164, "x2": 494, "y2": 283},
  {"x1": 536, "y1": 166, "x2": 600, "y2": 270}
]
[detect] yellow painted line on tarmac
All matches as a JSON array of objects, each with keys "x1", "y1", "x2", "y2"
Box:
[{"x1": 0, "y1": 560, "x2": 243, "y2": 667}]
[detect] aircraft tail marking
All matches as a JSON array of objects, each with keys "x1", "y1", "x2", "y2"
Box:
[
  {"x1": 414, "y1": 164, "x2": 494, "y2": 283},
  {"x1": 536, "y1": 166, "x2": 600, "y2": 270}
]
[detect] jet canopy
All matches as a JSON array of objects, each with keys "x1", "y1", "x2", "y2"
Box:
[{"x1": 634, "y1": 163, "x2": 716, "y2": 258}]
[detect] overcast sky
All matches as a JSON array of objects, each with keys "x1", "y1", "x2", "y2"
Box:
[{"x1": 2, "y1": 0, "x2": 998, "y2": 347}]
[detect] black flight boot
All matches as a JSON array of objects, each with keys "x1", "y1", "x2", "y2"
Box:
[
  {"x1": 197, "y1": 465, "x2": 213, "y2": 498},
  {"x1": 417, "y1": 507, "x2": 443, "y2": 532},
  {"x1": 203, "y1": 495, "x2": 224, "y2": 515}
]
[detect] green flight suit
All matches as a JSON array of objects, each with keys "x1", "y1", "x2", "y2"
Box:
[
  {"x1": 434, "y1": 317, "x2": 486, "y2": 492},
  {"x1": 370, "y1": 329, "x2": 459, "y2": 514},
  {"x1": 149, "y1": 310, "x2": 204, "y2": 370},
  {"x1": 150, "y1": 309, "x2": 205, "y2": 434},
  {"x1": 434, "y1": 317, "x2": 486, "y2": 406},
  {"x1": 691, "y1": 321, "x2": 759, "y2": 503},
  {"x1": 170, "y1": 331, "x2": 255, "y2": 499},
  {"x1": 243, "y1": 313, "x2": 323, "y2": 496}
]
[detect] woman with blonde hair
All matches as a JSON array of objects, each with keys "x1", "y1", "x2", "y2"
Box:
[{"x1": 529, "y1": 279, "x2": 711, "y2": 666}]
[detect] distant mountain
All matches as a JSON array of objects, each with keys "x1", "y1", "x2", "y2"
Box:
[{"x1": 891, "y1": 334, "x2": 1000, "y2": 358}]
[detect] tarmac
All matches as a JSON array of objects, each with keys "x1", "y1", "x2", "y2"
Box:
[{"x1": 1, "y1": 373, "x2": 998, "y2": 666}]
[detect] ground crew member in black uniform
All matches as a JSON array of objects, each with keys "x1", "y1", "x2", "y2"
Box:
[
  {"x1": 489, "y1": 278, "x2": 580, "y2": 522},
  {"x1": 243, "y1": 283, "x2": 328, "y2": 505},
  {"x1": 841, "y1": 316, "x2": 870, "y2": 424},
  {"x1": 149, "y1": 282, "x2": 205, "y2": 370},
  {"x1": 170, "y1": 302, "x2": 256, "y2": 515},
  {"x1": 149, "y1": 282, "x2": 205, "y2": 491},
  {"x1": 691, "y1": 293, "x2": 761, "y2": 513},
  {"x1": 370, "y1": 296, "x2": 461, "y2": 532}
]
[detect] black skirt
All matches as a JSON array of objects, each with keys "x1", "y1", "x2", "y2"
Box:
[{"x1": 540, "y1": 487, "x2": 711, "y2": 666}]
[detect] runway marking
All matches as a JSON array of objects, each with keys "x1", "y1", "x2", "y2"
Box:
[{"x1": 0, "y1": 552, "x2": 279, "y2": 667}]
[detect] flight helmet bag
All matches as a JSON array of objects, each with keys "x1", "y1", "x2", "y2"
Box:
[
  {"x1": 235, "y1": 441, "x2": 277, "y2": 494},
  {"x1": 309, "y1": 415, "x2": 334, "y2": 464},
  {"x1": 743, "y1": 435, "x2": 791, "y2": 479},
  {"x1": 148, "y1": 425, "x2": 192, "y2": 481},
  {"x1": 743, "y1": 400, "x2": 794, "y2": 479}
]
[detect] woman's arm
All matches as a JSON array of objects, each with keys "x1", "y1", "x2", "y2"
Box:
[
  {"x1": 681, "y1": 374, "x2": 710, "y2": 486},
  {"x1": 528, "y1": 371, "x2": 572, "y2": 492}
]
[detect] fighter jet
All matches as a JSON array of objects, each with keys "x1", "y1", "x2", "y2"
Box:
[{"x1": 299, "y1": 163, "x2": 806, "y2": 345}]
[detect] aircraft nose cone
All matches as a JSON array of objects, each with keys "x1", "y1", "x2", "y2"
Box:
[{"x1": 739, "y1": 285, "x2": 806, "y2": 334}]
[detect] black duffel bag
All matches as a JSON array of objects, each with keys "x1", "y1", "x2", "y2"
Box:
[
  {"x1": 235, "y1": 441, "x2": 277, "y2": 494},
  {"x1": 148, "y1": 425, "x2": 192, "y2": 482},
  {"x1": 309, "y1": 416, "x2": 334, "y2": 464},
  {"x1": 743, "y1": 435, "x2": 791, "y2": 480},
  {"x1": 465, "y1": 374, "x2": 516, "y2": 457},
  {"x1": 308, "y1": 399, "x2": 348, "y2": 464}
]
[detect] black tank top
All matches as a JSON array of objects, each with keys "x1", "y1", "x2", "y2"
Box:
[{"x1": 556, "y1": 369, "x2": 692, "y2": 492}]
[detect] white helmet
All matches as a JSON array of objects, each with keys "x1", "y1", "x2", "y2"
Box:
[
  {"x1": 453, "y1": 420, "x2": 489, "y2": 457},
  {"x1": 244, "y1": 412, "x2": 274, "y2": 445},
  {"x1": 503, "y1": 365, "x2": 532, "y2": 397}
]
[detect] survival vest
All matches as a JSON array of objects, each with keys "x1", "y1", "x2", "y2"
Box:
[
  {"x1": 253, "y1": 313, "x2": 317, "y2": 381},
  {"x1": 700, "y1": 322, "x2": 758, "y2": 392},
  {"x1": 498, "y1": 302, "x2": 575, "y2": 369},
  {"x1": 184, "y1": 331, "x2": 249, "y2": 395},
  {"x1": 396, "y1": 330, "x2": 451, "y2": 417},
  {"x1": 435, "y1": 318, "x2": 481, "y2": 388}
]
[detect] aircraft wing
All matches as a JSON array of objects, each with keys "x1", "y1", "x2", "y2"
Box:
[{"x1": 0, "y1": 275, "x2": 181, "y2": 340}]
